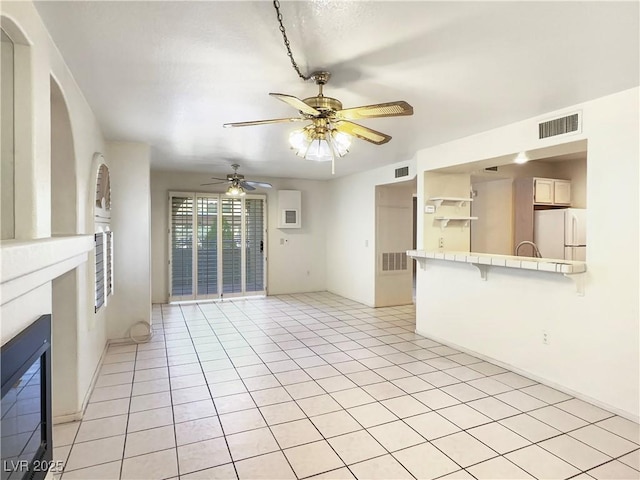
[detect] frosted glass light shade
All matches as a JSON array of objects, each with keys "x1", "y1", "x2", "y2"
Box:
[
  {"x1": 332, "y1": 130, "x2": 351, "y2": 156},
  {"x1": 226, "y1": 183, "x2": 246, "y2": 196},
  {"x1": 305, "y1": 138, "x2": 333, "y2": 162},
  {"x1": 288, "y1": 126, "x2": 352, "y2": 163}
]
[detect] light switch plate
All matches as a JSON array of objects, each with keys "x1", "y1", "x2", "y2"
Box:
[{"x1": 425, "y1": 205, "x2": 435, "y2": 214}]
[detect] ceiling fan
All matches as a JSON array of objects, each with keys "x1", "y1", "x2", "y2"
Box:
[
  {"x1": 223, "y1": 71, "x2": 413, "y2": 173},
  {"x1": 202, "y1": 164, "x2": 272, "y2": 196}
]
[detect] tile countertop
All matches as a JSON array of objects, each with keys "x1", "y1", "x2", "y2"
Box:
[{"x1": 407, "y1": 250, "x2": 587, "y2": 274}]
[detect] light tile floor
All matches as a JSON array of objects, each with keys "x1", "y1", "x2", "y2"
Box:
[{"x1": 52, "y1": 292, "x2": 640, "y2": 480}]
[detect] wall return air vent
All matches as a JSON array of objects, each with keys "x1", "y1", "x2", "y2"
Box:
[
  {"x1": 394, "y1": 166, "x2": 409, "y2": 178},
  {"x1": 381, "y1": 252, "x2": 408, "y2": 272},
  {"x1": 538, "y1": 112, "x2": 581, "y2": 139}
]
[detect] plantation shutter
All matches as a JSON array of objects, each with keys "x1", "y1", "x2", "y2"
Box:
[
  {"x1": 95, "y1": 233, "x2": 105, "y2": 311},
  {"x1": 171, "y1": 195, "x2": 194, "y2": 297}
]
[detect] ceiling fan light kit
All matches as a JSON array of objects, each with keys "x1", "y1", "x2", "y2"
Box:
[
  {"x1": 289, "y1": 121, "x2": 352, "y2": 173},
  {"x1": 222, "y1": 2, "x2": 414, "y2": 175},
  {"x1": 201, "y1": 163, "x2": 272, "y2": 196},
  {"x1": 226, "y1": 181, "x2": 246, "y2": 196}
]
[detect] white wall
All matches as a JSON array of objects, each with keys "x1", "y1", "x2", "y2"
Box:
[
  {"x1": 107, "y1": 142, "x2": 151, "y2": 338},
  {"x1": 326, "y1": 159, "x2": 416, "y2": 307},
  {"x1": 423, "y1": 172, "x2": 472, "y2": 252},
  {"x1": 51, "y1": 269, "x2": 78, "y2": 417},
  {"x1": 553, "y1": 158, "x2": 587, "y2": 208},
  {"x1": 471, "y1": 178, "x2": 514, "y2": 255},
  {"x1": 415, "y1": 87, "x2": 639, "y2": 420},
  {"x1": 0, "y1": 1, "x2": 112, "y2": 418},
  {"x1": 149, "y1": 170, "x2": 327, "y2": 303},
  {"x1": 1, "y1": 31, "x2": 15, "y2": 239},
  {"x1": 50, "y1": 78, "x2": 76, "y2": 235}
]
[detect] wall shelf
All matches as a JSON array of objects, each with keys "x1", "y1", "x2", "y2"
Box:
[
  {"x1": 429, "y1": 197, "x2": 473, "y2": 209},
  {"x1": 434, "y1": 216, "x2": 478, "y2": 229}
]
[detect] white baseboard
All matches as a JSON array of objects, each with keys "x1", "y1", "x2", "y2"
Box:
[
  {"x1": 415, "y1": 328, "x2": 639, "y2": 424},
  {"x1": 53, "y1": 339, "x2": 114, "y2": 425},
  {"x1": 108, "y1": 336, "x2": 138, "y2": 346}
]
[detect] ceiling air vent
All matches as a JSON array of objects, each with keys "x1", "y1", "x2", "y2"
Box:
[
  {"x1": 538, "y1": 112, "x2": 581, "y2": 139},
  {"x1": 394, "y1": 166, "x2": 409, "y2": 178}
]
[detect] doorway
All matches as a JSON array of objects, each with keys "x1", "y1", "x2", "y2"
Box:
[
  {"x1": 169, "y1": 193, "x2": 266, "y2": 302},
  {"x1": 374, "y1": 179, "x2": 416, "y2": 307}
]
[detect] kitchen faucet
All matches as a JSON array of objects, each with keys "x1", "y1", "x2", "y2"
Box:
[{"x1": 515, "y1": 241, "x2": 542, "y2": 258}]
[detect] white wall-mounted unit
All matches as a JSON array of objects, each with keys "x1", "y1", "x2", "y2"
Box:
[{"x1": 278, "y1": 190, "x2": 301, "y2": 228}]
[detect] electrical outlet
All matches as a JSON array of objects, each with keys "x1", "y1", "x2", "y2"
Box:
[
  {"x1": 542, "y1": 330, "x2": 549, "y2": 345},
  {"x1": 439, "y1": 237, "x2": 444, "y2": 248}
]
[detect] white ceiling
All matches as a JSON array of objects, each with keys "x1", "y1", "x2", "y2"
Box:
[{"x1": 34, "y1": 1, "x2": 638, "y2": 180}]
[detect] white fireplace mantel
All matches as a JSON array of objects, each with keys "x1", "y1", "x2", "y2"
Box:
[{"x1": 1, "y1": 235, "x2": 93, "y2": 307}]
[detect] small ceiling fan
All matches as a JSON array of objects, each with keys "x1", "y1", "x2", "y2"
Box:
[
  {"x1": 223, "y1": 71, "x2": 413, "y2": 173},
  {"x1": 202, "y1": 164, "x2": 272, "y2": 196}
]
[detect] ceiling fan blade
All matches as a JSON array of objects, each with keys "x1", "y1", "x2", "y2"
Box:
[
  {"x1": 269, "y1": 93, "x2": 321, "y2": 116},
  {"x1": 239, "y1": 181, "x2": 256, "y2": 191},
  {"x1": 223, "y1": 117, "x2": 305, "y2": 128},
  {"x1": 201, "y1": 181, "x2": 227, "y2": 186},
  {"x1": 208, "y1": 177, "x2": 228, "y2": 181},
  {"x1": 334, "y1": 101, "x2": 413, "y2": 120},
  {"x1": 334, "y1": 120, "x2": 391, "y2": 145},
  {"x1": 244, "y1": 181, "x2": 272, "y2": 189}
]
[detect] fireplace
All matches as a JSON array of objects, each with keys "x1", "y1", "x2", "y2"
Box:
[{"x1": 1, "y1": 315, "x2": 53, "y2": 480}]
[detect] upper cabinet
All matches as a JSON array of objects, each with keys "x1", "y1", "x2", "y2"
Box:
[
  {"x1": 514, "y1": 177, "x2": 572, "y2": 255},
  {"x1": 553, "y1": 180, "x2": 572, "y2": 205},
  {"x1": 533, "y1": 178, "x2": 571, "y2": 205}
]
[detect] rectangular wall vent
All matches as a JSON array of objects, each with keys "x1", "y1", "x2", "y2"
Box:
[
  {"x1": 394, "y1": 166, "x2": 409, "y2": 178},
  {"x1": 539, "y1": 112, "x2": 580, "y2": 139},
  {"x1": 382, "y1": 252, "x2": 408, "y2": 272},
  {"x1": 278, "y1": 190, "x2": 301, "y2": 228},
  {"x1": 283, "y1": 210, "x2": 297, "y2": 225}
]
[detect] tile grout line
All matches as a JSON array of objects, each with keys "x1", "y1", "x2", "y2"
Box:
[
  {"x1": 196, "y1": 301, "x2": 308, "y2": 479},
  {"x1": 156, "y1": 303, "x2": 181, "y2": 480},
  {"x1": 60, "y1": 294, "x2": 639, "y2": 480},
  {"x1": 203, "y1": 299, "x2": 428, "y2": 480}
]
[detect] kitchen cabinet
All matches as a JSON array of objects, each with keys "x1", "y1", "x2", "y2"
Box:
[
  {"x1": 533, "y1": 178, "x2": 571, "y2": 205},
  {"x1": 553, "y1": 180, "x2": 572, "y2": 205},
  {"x1": 514, "y1": 177, "x2": 572, "y2": 255}
]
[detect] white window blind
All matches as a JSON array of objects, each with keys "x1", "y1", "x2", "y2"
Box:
[
  {"x1": 169, "y1": 193, "x2": 266, "y2": 301},
  {"x1": 106, "y1": 231, "x2": 113, "y2": 297},
  {"x1": 245, "y1": 198, "x2": 264, "y2": 292},
  {"x1": 95, "y1": 233, "x2": 105, "y2": 312},
  {"x1": 171, "y1": 196, "x2": 194, "y2": 297},
  {"x1": 197, "y1": 196, "x2": 218, "y2": 296},
  {"x1": 221, "y1": 197, "x2": 242, "y2": 294}
]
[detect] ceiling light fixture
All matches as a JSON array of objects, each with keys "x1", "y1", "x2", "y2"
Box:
[
  {"x1": 222, "y1": 2, "x2": 414, "y2": 175},
  {"x1": 226, "y1": 180, "x2": 246, "y2": 196},
  {"x1": 288, "y1": 124, "x2": 351, "y2": 173},
  {"x1": 514, "y1": 152, "x2": 529, "y2": 164}
]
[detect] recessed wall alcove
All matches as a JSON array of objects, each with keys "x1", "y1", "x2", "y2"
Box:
[{"x1": 50, "y1": 76, "x2": 81, "y2": 419}]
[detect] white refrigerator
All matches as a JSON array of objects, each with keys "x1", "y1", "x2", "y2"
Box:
[{"x1": 534, "y1": 208, "x2": 587, "y2": 261}]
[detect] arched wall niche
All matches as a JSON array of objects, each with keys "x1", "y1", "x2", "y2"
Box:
[
  {"x1": 1, "y1": 15, "x2": 33, "y2": 239},
  {"x1": 50, "y1": 75, "x2": 77, "y2": 235},
  {"x1": 0, "y1": 15, "x2": 31, "y2": 45}
]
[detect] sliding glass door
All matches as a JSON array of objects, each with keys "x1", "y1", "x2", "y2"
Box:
[{"x1": 169, "y1": 193, "x2": 266, "y2": 302}]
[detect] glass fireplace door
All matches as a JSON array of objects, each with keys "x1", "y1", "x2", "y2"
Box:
[{"x1": 1, "y1": 315, "x2": 53, "y2": 480}]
